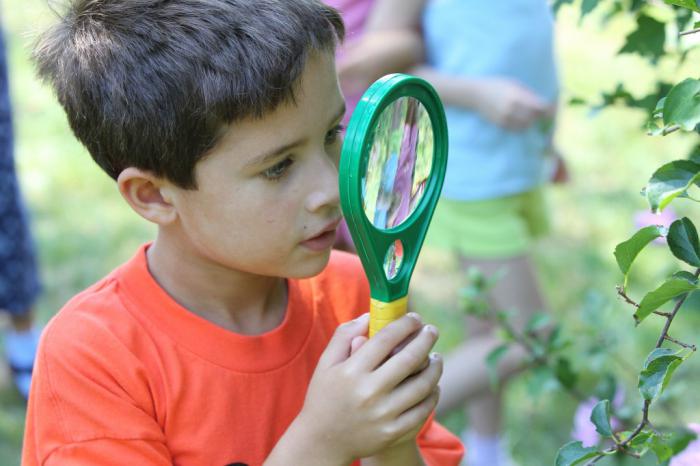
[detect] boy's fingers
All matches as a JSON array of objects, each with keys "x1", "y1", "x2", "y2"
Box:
[
  {"x1": 350, "y1": 336, "x2": 368, "y2": 356},
  {"x1": 351, "y1": 313, "x2": 423, "y2": 371},
  {"x1": 385, "y1": 353, "x2": 442, "y2": 417},
  {"x1": 375, "y1": 324, "x2": 439, "y2": 386},
  {"x1": 318, "y1": 313, "x2": 369, "y2": 368},
  {"x1": 390, "y1": 386, "x2": 440, "y2": 440}
]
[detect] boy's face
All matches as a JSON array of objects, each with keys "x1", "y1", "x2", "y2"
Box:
[{"x1": 167, "y1": 51, "x2": 346, "y2": 278}]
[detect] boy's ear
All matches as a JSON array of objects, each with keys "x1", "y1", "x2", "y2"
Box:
[{"x1": 117, "y1": 167, "x2": 178, "y2": 225}]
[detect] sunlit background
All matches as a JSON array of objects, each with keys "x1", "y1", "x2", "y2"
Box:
[{"x1": 1, "y1": 1, "x2": 699, "y2": 464}]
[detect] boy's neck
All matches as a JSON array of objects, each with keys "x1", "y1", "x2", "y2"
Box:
[{"x1": 145, "y1": 232, "x2": 288, "y2": 336}]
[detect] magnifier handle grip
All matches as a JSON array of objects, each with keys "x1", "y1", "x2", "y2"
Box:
[{"x1": 369, "y1": 296, "x2": 408, "y2": 337}]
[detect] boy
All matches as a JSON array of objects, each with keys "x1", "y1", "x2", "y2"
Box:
[{"x1": 22, "y1": 1, "x2": 463, "y2": 465}]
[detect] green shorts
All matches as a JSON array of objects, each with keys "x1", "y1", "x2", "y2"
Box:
[{"x1": 424, "y1": 190, "x2": 549, "y2": 259}]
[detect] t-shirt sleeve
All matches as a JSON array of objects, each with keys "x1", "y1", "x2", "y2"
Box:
[
  {"x1": 416, "y1": 414, "x2": 465, "y2": 466},
  {"x1": 22, "y1": 313, "x2": 172, "y2": 466}
]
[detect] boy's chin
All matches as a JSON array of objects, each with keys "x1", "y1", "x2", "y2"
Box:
[{"x1": 288, "y1": 250, "x2": 333, "y2": 278}]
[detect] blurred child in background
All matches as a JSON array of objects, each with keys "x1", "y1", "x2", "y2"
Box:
[
  {"x1": 0, "y1": 25, "x2": 42, "y2": 400},
  {"x1": 405, "y1": 1, "x2": 564, "y2": 465}
]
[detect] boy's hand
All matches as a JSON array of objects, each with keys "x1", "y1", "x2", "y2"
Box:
[
  {"x1": 474, "y1": 78, "x2": 555, "y2": 131},
  {"x1": 295, "y1": 312, "x2": 442, "y2": 464}
]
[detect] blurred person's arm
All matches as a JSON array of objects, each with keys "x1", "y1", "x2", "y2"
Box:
[
  {"x1": 337, "y1": 0, "x2": 426, "y2": 96},
  {"x1": 369, "y1": 0, "x2": 554, "y2": 131},
  {"x1": 412, "y1": 66, "x2": 555, "y2": 131}
]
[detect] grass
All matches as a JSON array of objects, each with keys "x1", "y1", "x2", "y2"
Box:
[{"x1": 1, "y1": 1, "x2": 700, "y2": 465}]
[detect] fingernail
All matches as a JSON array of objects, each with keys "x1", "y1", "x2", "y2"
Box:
[
  {"x1": 424, "y1": 324, "x2": 438, "y2": 336},
  {"x1": 430, "y1": 352, "x2": 441, "y2": 361},
  {"x1": 407, "y1": 312, "x2": 422, "y2": 323}
]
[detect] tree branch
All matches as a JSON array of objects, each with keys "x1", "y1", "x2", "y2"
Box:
[
  {"x1": 664, "y1": 334, "x2": 697, "y2": 351},
  {"x1": 616, "y1": 285, "x2": 639, "y2": 307},
  {"x1": 680, "y1": 27, "x2": 700, "y2": 37},
  {"x1": 662, "y1": 124, "x2": 681, "y2": 136}
]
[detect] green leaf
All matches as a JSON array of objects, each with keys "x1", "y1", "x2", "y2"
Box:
[
  {"x1": 627, "y1": 430, "x2": 655, "y2": 456},
  {"x1": 626, "y1": 431, "x2": 674, "y2": 461},
  {"x1": 646, "y1": 119, "x2": 664, "y2": 136},
  {"x1": 645, "y1": 159, "x2": 700, "y2": 213},
  {"x1": 614, "y1": 225, "x2": 666, "y2": 281},
  {"x1": 546, "y1": 325, "x2": 571, "y2": 353},
  {"x1": 688, "y1": 144, "x2": 700, "y2": 163},
  {"x1": 554, "y1": 357, "x2": 578, "y2": 390},
  {"x1": 654, "y1": 96, "x2": 667, "y2": 116},
  {"x1": 555, "y1": 441, "x2": 600, "y2": 466},
  {"x1": 619, "y1": 14, "x2": 666, "y2": 63},
  {"x1": 590, "y1": 399, "x2": 614, "y2": 438},
  {"x1": 673, "y1": 270, "x2": 700, "y2": 283},
  {"x1": 526, "y1": 365, "x2": 556, "y2": 398},
  {"x1": 664, "y1": 0, "x2": 700, "y2": 13},
  {"x1": 667, "y1": 217, "x2": 700, "y2": 266},
  {"x1": 485, "y1": 344, "x2": 509, "y2": 388},
  {"x1": 553, "y1": 0, "x2": 575, "y2": 14},
  {"x1": 634, "y1": 273, "x2": 698, "y2": 323},
  {"x1": 647, "y1": 433, "x2": 674, "y2": 462},
  {"x1": 666, "y1": 426, "x2": 698, "y2": 456},
  {"x1": 581, "y1": 0, "x2": 600, "y2": 18},
  {"x1": 593, "y1": 374, "x2": 617, "y2": 402},
  {"x1": 638, "y1": 348, "x2": 684, "y2": 400},
  {"x1": 663, "y1": 78, "x2": 700, "y2": 130},
  {"x1": 525, "y1": 312, "x2": 552, "y2": 334}
]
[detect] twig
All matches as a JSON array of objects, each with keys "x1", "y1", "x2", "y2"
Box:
[
  {"x1": 616, "y1": 285, "x2": 639, "y2": 308},
  {"x1": 664, "y1": 334, "x2": 697, "y2": 351},
  {"x1": 662, "y1": 124, "x2": 681, "y2": 136},
  {"x1": 495, "y1": 315, "x2": 588, "y2": 401},
  {"x1": 680, "y1": 27, "x2": 700, "y2": 37},
  {"x1": 653, "y1": 268, "x2": 700, "y2": 349}
]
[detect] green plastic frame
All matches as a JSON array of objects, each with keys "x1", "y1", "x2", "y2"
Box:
[{"x1": 339, "y1": 74, "x2": 448, "y2": 303}]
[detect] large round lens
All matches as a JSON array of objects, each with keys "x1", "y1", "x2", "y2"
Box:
[{"x1": 361, "y1": 97, "x2": 433, "y2": 230}]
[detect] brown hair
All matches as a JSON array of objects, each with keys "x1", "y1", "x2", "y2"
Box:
[{"x1": 34, "y1": 0, "x2": 344, "y2": 188}]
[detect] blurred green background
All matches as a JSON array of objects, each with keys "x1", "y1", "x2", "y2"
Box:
[{"x1": 1, "y1": 1, "x2": 700, "y2": 465}]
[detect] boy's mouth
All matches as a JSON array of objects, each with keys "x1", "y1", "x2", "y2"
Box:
[{"x1": 300, "y1": 219, "x2": 342, "y2": 252}]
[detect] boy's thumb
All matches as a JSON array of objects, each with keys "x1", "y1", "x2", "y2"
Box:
[{"x1": 318, "y1": 313, "x2": 369, "y2": 368}]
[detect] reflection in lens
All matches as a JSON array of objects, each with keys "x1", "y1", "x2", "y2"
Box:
[
  {"x1": 383, "y1": 240, "x2": 404, "y2": 280},
  {"x1": 362, "y1": 97, "x2": 433, "y2": 230}
]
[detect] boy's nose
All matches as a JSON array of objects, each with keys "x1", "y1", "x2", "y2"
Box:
[{"x1": 305, "y1": 154, "x2": 340, "y2": 213}]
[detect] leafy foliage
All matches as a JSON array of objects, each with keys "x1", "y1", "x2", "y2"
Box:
[{"x1": 553, "y1": 0, "x2": 700, "y2": 464}]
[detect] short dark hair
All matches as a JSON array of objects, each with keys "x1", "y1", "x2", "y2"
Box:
[{"x1": 34, "y1": 0, "x2": 344, "y2": 188}]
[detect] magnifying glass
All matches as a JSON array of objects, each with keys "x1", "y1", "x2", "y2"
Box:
[{"x1": 339, "y1": 74, "x2": 448, "y2": 337}]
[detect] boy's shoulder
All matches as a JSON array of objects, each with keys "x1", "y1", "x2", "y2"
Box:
[{"x1": 40, "y1": 246, "x2": 153, "y2": 358}]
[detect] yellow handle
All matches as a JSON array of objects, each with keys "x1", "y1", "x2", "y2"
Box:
[{"x1": 369, "y1": 296, "x2": 408, "y2": 337}]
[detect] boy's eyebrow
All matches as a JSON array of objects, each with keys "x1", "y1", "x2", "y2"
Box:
[{"x1": 247, "y1": 102, "x2": 346, "y2": 169}]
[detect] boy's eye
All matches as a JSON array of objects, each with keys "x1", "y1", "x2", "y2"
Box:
[
  {"x1": 262, "y1": 157, "x2": 294, "y2": 180},
  {"x1": 325, "y1": 124, "x2": 345, "y2": 145}
]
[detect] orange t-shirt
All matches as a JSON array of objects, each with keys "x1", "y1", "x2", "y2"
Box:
[{"x1": 22, "y1": 245, "x2": 463, "y2": 465}]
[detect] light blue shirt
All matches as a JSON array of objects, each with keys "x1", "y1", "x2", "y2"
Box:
[{"x1": 423, "y1": 0, "x2": 559, "y2": 200}]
